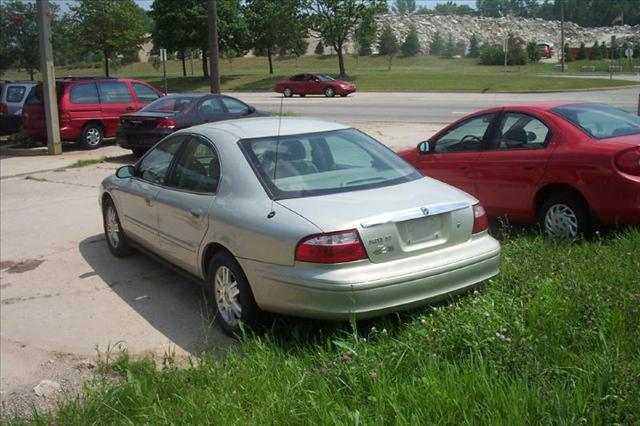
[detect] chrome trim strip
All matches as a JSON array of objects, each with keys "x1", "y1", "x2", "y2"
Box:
[{"x1": 360, "y1": 201, "x2": 470, "y2": 228}]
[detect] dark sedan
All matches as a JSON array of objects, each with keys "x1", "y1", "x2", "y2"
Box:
[
  {"x1": 274, "y1": 73, "x2": 356, "y2": 98},
  {"x1": 116, "y1": 94, "x2": 271, "y2": 156}
]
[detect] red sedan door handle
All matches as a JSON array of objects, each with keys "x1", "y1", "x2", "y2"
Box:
[
  {"x1": 523, "y1": 165, "x2": 534, "y2": 170},
  {"x1": 125, "y1": 106, "x2": 135, "y2": 111}
]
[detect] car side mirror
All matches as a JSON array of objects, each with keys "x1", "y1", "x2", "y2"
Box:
[
  {"x1": 417, "y1": 140, "x2": 432, "y2": 155},
  {"x1": 116, "y1": 165, "x2": 135, "y2": 179},
  {"x1": 247, "y1": 106, "x2": 256, "y2": 114}
]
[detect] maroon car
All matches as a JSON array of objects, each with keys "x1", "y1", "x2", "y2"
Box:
[{"x1": 274, "y1": 73, "x2": 356, "y2": 98}]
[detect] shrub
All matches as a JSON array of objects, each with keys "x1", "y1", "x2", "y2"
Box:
[
  {"x1": 563, "y1": 42, "x2": 573, "y2": 62},
  {"x1": 468, "y1": 34, "x2": 480, "y2": 58},
  {"x1": 430, "y1": 31, "x2": 444, "y2": 56},
  {"x1": 526, "y1": 41, "x2": 541, "y2": 62},
  {"x1": 588, "y1": 40, "x2": 602, "y2": 60},
  {"x1": 576, "y1": 42, "x2": 587, "y2": 60},
  {"x1": 378, "y1": 24, "x2": 399, "y2": 57},
  {"x1": 149, "y1": 55, "x2": 161, "y2": 71},
  {"x1": 442, "y1": 34, "x2": 455, "y2": 58},
  {"x1": 401, "y1": 25, "x2": 421, "y2": 56},
  {"x1": 480, "y1": 46, "x2": 504, "y2": 65},
  {"x1": 314, "y1": 41, "x2": 325, "y2": 56},
  {"x1": 600, "y1": 41, "x2": 608, "y2": 59}
]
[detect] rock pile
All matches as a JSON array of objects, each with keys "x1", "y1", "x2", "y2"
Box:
[{"x1": 367, "y1": 14, "x2": 639, "y2": 54}]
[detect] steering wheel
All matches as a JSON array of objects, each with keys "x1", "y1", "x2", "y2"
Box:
[{"x1": 461, "y1": 135, "x2": 482, "y2": 144}]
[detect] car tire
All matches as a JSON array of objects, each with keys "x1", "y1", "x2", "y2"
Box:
[
  {"x1": 103, "y1": 197, "x2": 133, "y2": 257},
  {"x1": 80, "y1": 123, "x2": 104, "y2": 149},
  {"x1": 299, "y1": 94, "x2": 306, "y2": 97},
  {"x1": 324, "y1": 87, "x2": 335, "y2": 97},
  {"x1": 131, "y1": 148, "x2": 147, "y2": 158},
  {"x1": 283, "y1": 87, "x2": 293, "y2": 97},
  {"x1": 539, "y1": 192, "x2": 591, "y2": 240},
  {"x1": 207, "y1": 252, "x2": 263, "y2": 337},
  {"x1": 340, "y1": 94, "x2": 347, "y2": 97}
]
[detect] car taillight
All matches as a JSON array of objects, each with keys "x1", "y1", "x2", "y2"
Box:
[
  {"x1": 615, "y1": 147, "x2": 640, "y2": 176},
  {"x1": 157, "y1": 118, "x2": 176, "y2": 129},
  {"x1": 0, "y1": 102, "x2": 7, "y2": 114},
  {"x1": 472, "y1": 203, "x2": 488, "y2": 234},
  {"x1": 295, "y1": 229, "x2": 368, "y2": 263},
  {"x1": 59, "y1": 111, "x2": 71, "y2": 125}
]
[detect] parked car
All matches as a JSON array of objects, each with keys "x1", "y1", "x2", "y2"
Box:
[
  {"x1": 398, "y1": 102, "x2": 640, "y2": 239},
  {"x1": 0, "y1": 80, "x2": 37, "y2": 135},
  {"x1": 100, "y1": 117, "x2": 500, "y2": 335},
  {"x1": 275, "y1": 73, "x2": 356, "y2": 97},
  {"x1": 22, "y1": 77, "x2": 163, "y2": 149},
  {"x1": 538, "y1": 42, "x2": 554, "y2": 58},
  {"x1": 116, "y1": 93, "x2": 271, "y2": 157}
]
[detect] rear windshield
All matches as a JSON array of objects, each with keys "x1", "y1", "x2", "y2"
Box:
[
  {"x1": 141, "y1": 96, "x2": 196, "y2": 113},
  {"x1": 6, "y1": 86, "x2": 27, "y2": 103},
  {"x1": 24, "y1": 83, "x2": 64, "y2": 106},
  {"x1": 551, "y1": 103, "x2": 640, "y2": 139},
  {"x1": 239, "y1": 128, "x2": 421, "y2": 199}
]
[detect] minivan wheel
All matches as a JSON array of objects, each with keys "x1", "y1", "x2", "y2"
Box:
[
  {"x1": 283, "y1": 87, "x2": 293, "y2": 97},
  {"x1": 208, "y1": 252, "x2": 262, "y2": 336},
  {"x1": 539, "y1": 192, "x2": 590, "y2": 240},
  {"x1": 324, "y1": 87, "x2": 335, "y2": 97},
  {"x1": 80, "y1": 124, "x2": 104, "y2": 149},
  {"x1": 103, "y1": 198, "x2": 133, "y2": 257}
]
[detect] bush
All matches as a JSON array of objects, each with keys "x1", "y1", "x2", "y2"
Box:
[
  {"x1": 588, "y1": 41, "x2": 602, "y2": 60},
  {"x1": 480, "y1": 46, "x2": 505, "y2": 65},
  {"x1": 600, "y1": 41, "x2": 608, "y2": 59},
  {"x1": 563, "y1": 43, "x2": 573, "y2": 62},
  {"x1": 430, "y1": 31, "x2": 444, "y2": 56},
  {"x1": 634, "y1": 43, "x2": 640, "y2": 59},
  {"x1": 526, "y1": 41, "x2": 541, "y2": 63},
  {"x1": 576, "y1": 42, "x2": 587, "y2": 60},
  {"x1": 468, "y1": 34, "x2": 480, "y2": 58},
  {"x1": 314, "y1": 41, "x2": 325, "y2": 56},
  {"x1": 378, "y1": 24, "x2": 398, "y2": 57},
  {"x1": 401, "y1": 25, "x2": 421, "y2": 57},
  {"x1": 149, "y1": 55, "x2": 161, "y2": 71},
  {"x1": 442, "y1": 34, "x2": 455, "y2": 58}
]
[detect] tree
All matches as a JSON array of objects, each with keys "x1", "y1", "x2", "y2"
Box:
[
  {"x1": 576, "y1": 42, "x2": 587, "y2": 60},
  {"x1": 563, "y1": 42, "x2": 573, "y2": 62},
  {"x1": 70, "y1": 0, "x2": 147, "y2": 77},
  {"x1": 1, "y1": 0, "x2": 41, "y2": 80},
  {"x1": 245, "y1": 0, "x2": 307, "y2": 75},
  {"x1": 314, "y1": 40, "x2": 325, "y2": 55},
  {"x1": 433, "y1": 1, "x2": 476, "y2": 15},
  {"x1": 308, "y1": 0, "x2": 386, "y2": 78},
  {"x1": 400, "y1": 25, "x2": 420, "y2": 56},
  {"x1": 599, "y1": 41, "x2": 608, "y2": 60},
  {"x1": 526, "y1": 40, "x2": 541, "y2": 62},
  {"x1": 429, "y1": 31, "x2": 444, "y2": 56},
  {"x1": 468, "y1": 34, "x2": 480, "y2": 58},
  {"x1": 354, "y1": 12, "x2": 376, "y2": 56},
  {"x1": 377, "y1": 23, "x2": 398, "y2": 70},
  {"x1": 442, "y1": 33, "x2": 455, "y2": 58},
  {"x1": 588, "y1": 40, "x2": 602, "y2": 60},
  {"x1": 477, "y1": 0, "x2": 539, "y2": 17},
  {"x1": 393, "y1": 0, "x2": 416, "y2": 14}
]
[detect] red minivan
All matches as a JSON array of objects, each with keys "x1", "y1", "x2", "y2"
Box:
[{"x1": 22, "y1": 78, "x2": 163, "y2": 149}]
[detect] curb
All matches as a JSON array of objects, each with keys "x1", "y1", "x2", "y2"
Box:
[{"x1": 0, "y1": 145, "x2": 48, "y2": 157}]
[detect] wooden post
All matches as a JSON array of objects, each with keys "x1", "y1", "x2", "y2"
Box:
[
  {"x1": 36, "y1": 0, "x2": 61, "y2": 155},
  {"x1": 207, "y1": 0, "x2": 221, "y2": 94}
]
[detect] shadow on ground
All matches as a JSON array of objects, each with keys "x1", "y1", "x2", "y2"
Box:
[{"x1": 78, "y1": 234, "x2": 233, "y2": 355}]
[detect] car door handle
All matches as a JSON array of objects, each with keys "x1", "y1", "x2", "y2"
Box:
[
  {"x1": 523, "y1": 166, "x2": 534, "y2": 170},
  {"x1": 126, "y1": 106, "x2": 135, "y2": 111},
  {"x1": 145, "y1": 198, "x2": 153, "y2": 206},
  {"x1": 190, "y1": 208, "x2": 204, "y2": 218}
]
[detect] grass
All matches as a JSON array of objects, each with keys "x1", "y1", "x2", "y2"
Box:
[
  {"x1": 67, "y1": 157, "x2": 106, "y2": 168},
  {"x1": 7, "y1": 228, "x2": 640, "y2": 424},
  {"x1": 4, "y1": 56, "x2": 638, "y2": 93}
]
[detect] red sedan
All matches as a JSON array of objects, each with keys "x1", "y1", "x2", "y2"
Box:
[
  {"x1": 274, "y1": 73, "x2": 356, "y2": 98},
  {"x1": 399, "y1": 102, "x2": 640, "y2": 239}
]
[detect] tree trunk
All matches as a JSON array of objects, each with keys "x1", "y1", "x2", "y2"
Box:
[
  {"x1": 29, "y1": 68, "x2": 35, "y2": 81},
  {"x1": 180, "y1": 50, "x2": 187, "y2": 77},
  {"x1": 201, "y1": 51, "x2": 209, "y2": 77},
  {"x1": 267, "y1": 46, "x2": 273, "y2": 74},
  {"x1": 388, "y1": 54, "x2": 392, "y2": 71},
  {"x1": 336, "y1": 44, "x2": 346, "y2": 78},
  {"x1": 103, "y1": 50, "x2": 110, "y2": 77}
]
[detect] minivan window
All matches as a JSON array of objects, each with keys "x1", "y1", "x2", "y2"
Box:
[
  {"x1": 6, "y1": 86, "x2": 26, "y2": 103},
  {"x1": 239, "y1": 128, "x2": 421, "y2": 199},
  {"x1": 98, "y1": 82, "x2": 132, "y2": 104},
  {"x1": 133, "y1": 83, "x2": 160, "y2": 103},
  {"x1": 70, "y1": 83, "x2": 99, "y2": 104}
]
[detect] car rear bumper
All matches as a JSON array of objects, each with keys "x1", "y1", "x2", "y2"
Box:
[
  {"x1": 586, "y1": 173, "x2": 640, "y2": 226},
  {"x1": 116, "y1": 128, "x2": 171, "y2": 149},
  {"x1": 240, "y1": 234, "x2": 500, "y2": 320},
  {"x1": 0, "y1": 114, "x2": 21, "y2": 135}
]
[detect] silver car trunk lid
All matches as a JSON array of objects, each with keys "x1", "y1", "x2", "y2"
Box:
[{"x1": 277, "y1": 177, "x2": 477, "y2": 263}]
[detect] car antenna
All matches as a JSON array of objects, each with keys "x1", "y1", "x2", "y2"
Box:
[{"x1": 267, "y1": 93, "x2": 285, "y2": 219}]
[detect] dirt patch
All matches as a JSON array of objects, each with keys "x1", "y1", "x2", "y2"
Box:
[
  {"x1": 0, "y1": 261, "x2": 16, "y2": 271},
  {"x1": 6, "y1": 259, "x2": 44, "y2": 274}
]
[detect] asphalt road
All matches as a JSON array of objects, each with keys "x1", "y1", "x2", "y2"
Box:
[{"x1": 237, "y1": 87, "x2": 640, "y2": 124}]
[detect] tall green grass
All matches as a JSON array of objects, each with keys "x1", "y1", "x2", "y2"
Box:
[{"x1": 9, "y1": 229, "x2": 640, "y2": 424}]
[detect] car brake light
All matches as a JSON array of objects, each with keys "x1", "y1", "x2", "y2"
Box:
[
  {"x1": 59, "y1": 111, "x2": 71, "y2": 125},
  {"x1": 157, "y1": 118, "x2": 176, "y2": 129},
  {"x1": 295, "y1": 229, "x2": 368, "y2": 263},
  {"x1": 615, "y1": 147, "x2": 640, "y2": 176},
  {"x1": 472, "y1": 203, "x2": 489, "y2": 234},
  {"x1": 0, "y1": 102, "x2": 7, "y2": 114}
]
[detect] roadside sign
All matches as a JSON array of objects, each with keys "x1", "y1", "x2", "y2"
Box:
[{"x1": 159, "y1": 48, "x2": 167, "y2": 62}]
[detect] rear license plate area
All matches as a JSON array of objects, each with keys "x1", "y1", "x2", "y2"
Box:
[{"x1": 399, "y1": 215, "x2": 442, "y2": 246}]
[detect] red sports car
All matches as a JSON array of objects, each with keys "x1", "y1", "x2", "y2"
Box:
[
  {"x1": 399, "y1": 102, "x2": 640, "y2": 239},
  {"x1": 274, "y1": 73, "x2": 356, "y2": 98}
]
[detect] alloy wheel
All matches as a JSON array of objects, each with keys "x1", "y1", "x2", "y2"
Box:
[
  {"x1": 85, "y1": 127, "x2": 101, "y2": 146},
  {"x1": 106, "y1": 205, "x2": 120, "y2": 248},
  {"x1": 214, "y1": 265, "x2": 242, "y2": 326}
]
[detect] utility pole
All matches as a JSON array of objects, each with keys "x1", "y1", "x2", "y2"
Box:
[
  {"x1": 36, "y1": 0, "x2": 61, "y2": 155},
  {"x1": 560, "y1": 0, "x2": 565, "y2": 73},
  {"x1": 207, "y1": 0, "x2": 221, "y2": 94}
]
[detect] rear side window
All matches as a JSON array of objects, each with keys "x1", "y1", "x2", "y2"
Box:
[
  {"x1": 133, "y1": 83, "x2": 160, "y2": 103},
  {"x1": 220, "y1": 97, "x2": 248, "y2": 114},
  {"x1": 98, "y1": 82, "x2": 132, "y2": 104},
  {"x1": 6, "y1": 86, "x2": 27, "y2": 103},
  {"x1": 167, "y1": 137, "x2": 220, "y2": 193},
  {"x1": 70, "y1": 83, "x2": 99, "y2": 104}
]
